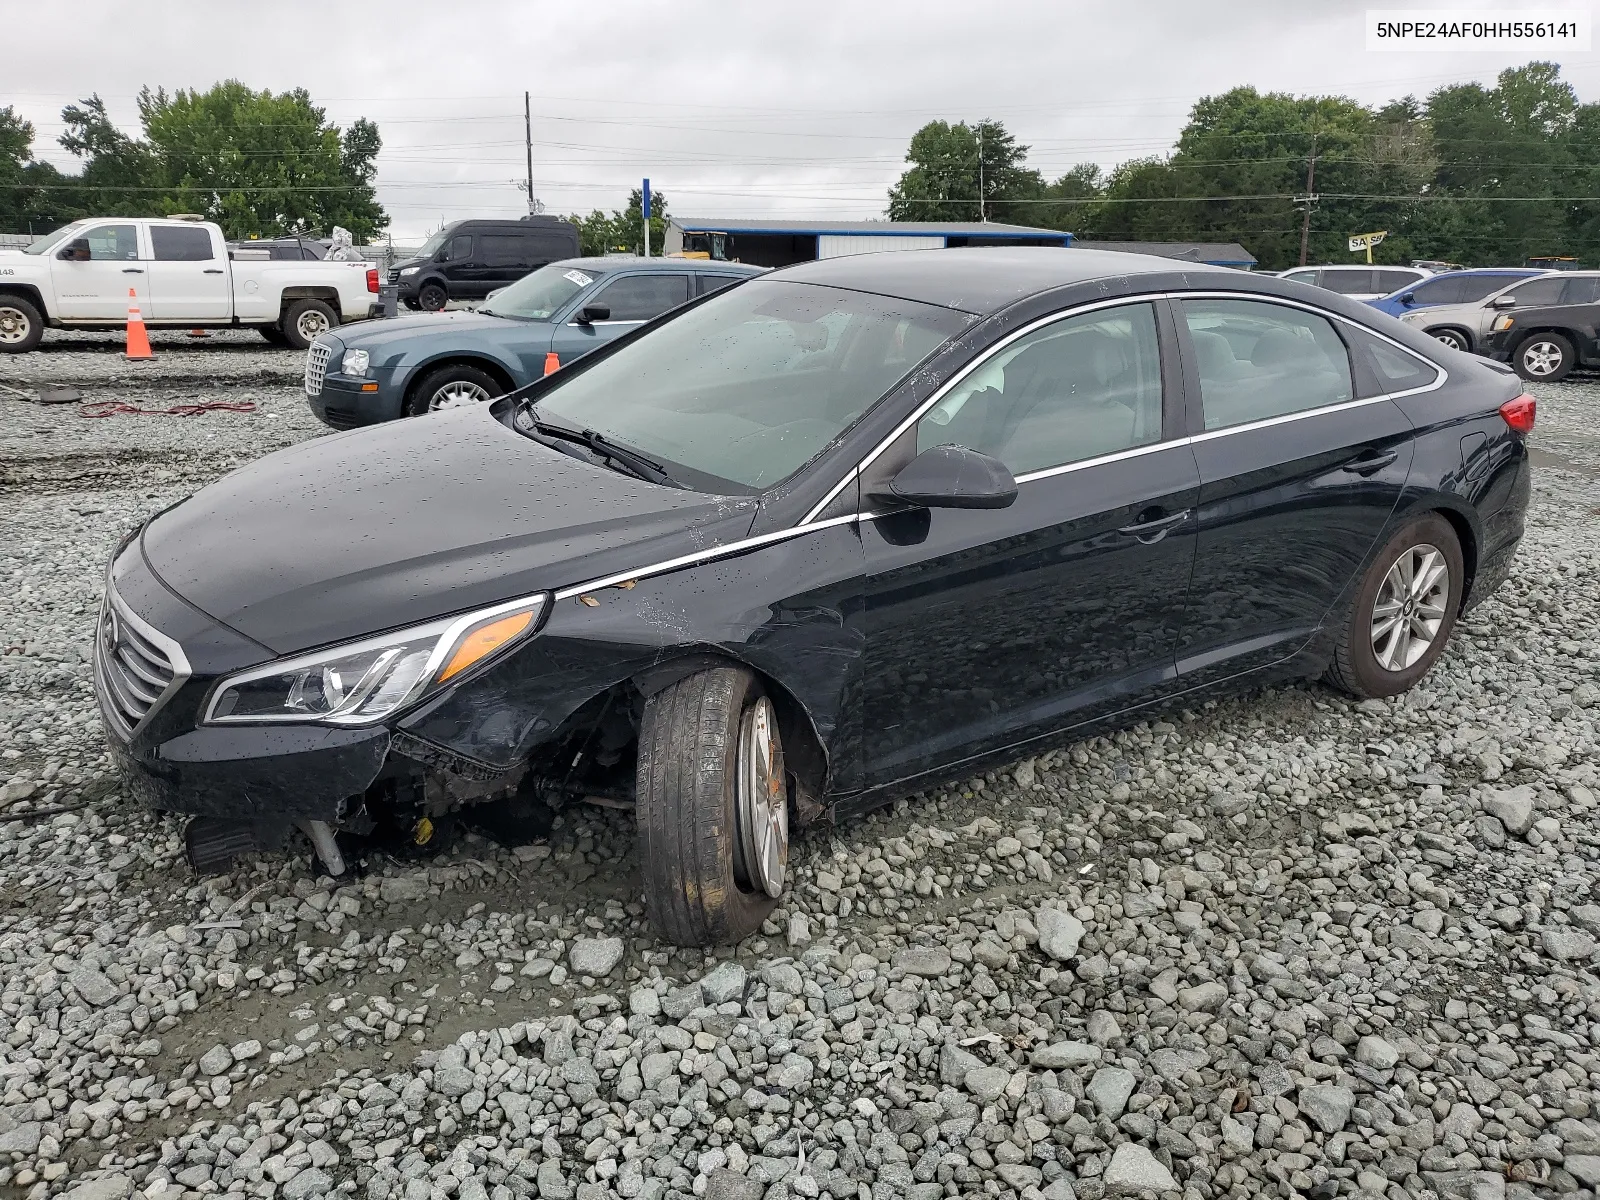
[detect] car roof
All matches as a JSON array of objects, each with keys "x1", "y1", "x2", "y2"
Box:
[
  {"x1": 553, "y1": 256, "x2": 764, "y2": 274},
  {"x1": 768, "y1": 247, "x2": 1235, "y2": 314}
]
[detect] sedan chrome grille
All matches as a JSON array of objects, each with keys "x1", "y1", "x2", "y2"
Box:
[
  {"x1": 94, "y1": 589, "x2": 190, "y2": 741},
  {"x1": 304, "y1": 342, "x2": 331, "y2": 397}
]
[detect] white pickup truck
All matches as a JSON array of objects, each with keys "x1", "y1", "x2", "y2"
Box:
[{"x1": 0, "y1": 216, "x2": 381, "y2": 353}]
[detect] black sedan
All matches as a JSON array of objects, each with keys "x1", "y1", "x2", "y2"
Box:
[{"x1": 94, "y1": 248, "x2": 1533, "y2": 946}]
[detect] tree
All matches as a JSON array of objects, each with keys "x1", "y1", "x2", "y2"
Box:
[
  {"x1": 887, "y1": 120, "x2": 1044, "y2": 223},
  {"x1": 563, "y1": 188, "x2": 669, "y2": 257},
  {"x1": 0, "y1": 107, "x2": 37, "y2": 232},
  {"x1": 136, "y1": 83, "x2": 386, "y2": 240}
]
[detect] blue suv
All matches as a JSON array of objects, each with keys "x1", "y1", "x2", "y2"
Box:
[
  {"x1": 1367, "y1": 268, "x2": 1544, "y2": 318},
  {"x1": 305, "y1": 257, "x2": 764, "y2": 428}
]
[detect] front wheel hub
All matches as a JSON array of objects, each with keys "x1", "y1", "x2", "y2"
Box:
[{"x1": 733, "y1": 697, "x2": 787, "y2": 898}]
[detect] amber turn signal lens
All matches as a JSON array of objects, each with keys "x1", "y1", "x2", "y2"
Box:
[{"x1": 436, "y1": 609, "x2": 535, "y2": 683}]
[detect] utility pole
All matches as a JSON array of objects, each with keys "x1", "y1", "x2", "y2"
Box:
[
  {"x1": 1295, "y1": 129, "x2": 1319, "y2": 267},
  {"x1": 524, "y1": 91, "x2": 536, "y2": 216},
  {"x1": 977, "y1": 124, "x2": 986, "y2": 223}
]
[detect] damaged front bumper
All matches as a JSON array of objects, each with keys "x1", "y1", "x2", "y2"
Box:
[{"x1": 95, "y1": 539, "x2": 394, "y2": 827}]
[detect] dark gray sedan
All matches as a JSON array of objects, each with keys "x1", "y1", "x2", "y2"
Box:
[{"x1": 304, "y1": 256, "x2": 764, "y2": 428}]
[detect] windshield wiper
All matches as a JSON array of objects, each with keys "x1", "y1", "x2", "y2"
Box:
[{"x1": 518, "y1": 410, "x2": 683, "y2": 488}]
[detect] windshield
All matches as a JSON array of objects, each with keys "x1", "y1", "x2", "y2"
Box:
[
  {"x1": 532, "y1": 279, "x2": 972, "y2": 491},
  {"x1": 482, "y1": 262, "x2": 598, "y2": 320},
  {"x1": 414, "y1": 226, "x2": 454, "y2": 260},
  {"x1": 23, "y1": 222, "x2": 88, "y2": 254}
]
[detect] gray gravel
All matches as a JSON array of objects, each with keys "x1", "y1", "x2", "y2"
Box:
[{"x1": 3, "y1": 336, "x2": 1600, "y2": 1200}]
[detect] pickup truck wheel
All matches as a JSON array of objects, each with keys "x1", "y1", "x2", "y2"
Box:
[
  {"x1": 406, "y1": 365, "x2": 504, "y2": 416},
  {"x1": 637, "y1": 666, "x2": 788, "y2": 946},
  {"x1": 418, "y1": 282, "x2": 448, "y2": 312},
  {"x1": 1514, "y1": 332, "x2": 1575, "y2": 382},
  {"x1": 281, "y1": 299, "x2": 338, "y2": 350},
  {"x1": 0, "y1": 296, "x2": 44, "y2": 353},
  {"x1": 258, "y1": 325, "x2": 288, "y2": 346}
]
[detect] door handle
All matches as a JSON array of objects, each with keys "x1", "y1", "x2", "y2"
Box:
[
  {"x1": 1118, "y1": 508, "x2": 1191, "y2": 544},
  {"x1": 203, "y1": 268, "x2": 224, "y2": 274},
  {"x1": 1339, "y1": 449, "x2": 1398, "y2": 476},
  {"x1": 122, "y1": 268, "x2": 144, "y2": 274}
]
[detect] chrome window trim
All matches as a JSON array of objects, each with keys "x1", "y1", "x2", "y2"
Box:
[
  {"x1": 799, "y1": 289, "x2": 1446, "y2": 525},
  {"x1": 551, "y1": 514, "x2": 859, "y2": 601}
]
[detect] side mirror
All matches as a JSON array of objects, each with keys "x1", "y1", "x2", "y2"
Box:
[
  {"x1": 58, "y1": 238, "x2": 91, "y2": 261},
  {"x1": 1491, "y1": 295, "x2": 1517, "y2": 309},
  {"x1": 577, "y1": 304, "x2": 610, "y2": 325},
  {"x1": 1398, "y1": 292, "x2": 1416, "y2": 305},
  {"x1": 870, "y1": 444, "x2": 1018, "y2": 511}
]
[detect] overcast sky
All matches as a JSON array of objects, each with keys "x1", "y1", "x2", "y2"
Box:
[{"x1": 5, "y1": 0, "x2": 1595, "y2": 239}]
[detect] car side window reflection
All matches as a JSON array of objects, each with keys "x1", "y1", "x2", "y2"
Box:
[
  {"x1": 917, "y1": 302, "x2": 1164, "y2": 475},
  {"x1": 1181, "y1": 298, "x2": 1353, "y2": 431}
]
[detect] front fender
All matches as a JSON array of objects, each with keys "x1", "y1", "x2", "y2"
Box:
[{"x1": 397, "y1": 520, "x2": 868, "y2": 792}]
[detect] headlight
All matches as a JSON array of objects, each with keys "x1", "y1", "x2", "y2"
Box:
[
  {"x1": 399, "y1": 266, "x2": 420, "y2": 277},
  {"x1": 204, "y1": 593, "x2": 546, "y2": 725},
  {"x1": 341, "y1": 349, "x2": 370, "y2": 377},
  {"x1": 1491, "y1": 315, "x2": 1515, "y2": 332}
]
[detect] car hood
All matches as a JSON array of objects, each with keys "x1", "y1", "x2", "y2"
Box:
[
  {"x1": 141, "y1": 406, "x2": 758, "y2": 655},
  {"x1": 338, "y1": 310, "x2": 535, "y2": 354}
]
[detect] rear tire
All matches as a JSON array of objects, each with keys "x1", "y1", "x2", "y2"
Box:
[
  {"x1": 405, "y1": 364, "x2": 504, "y2": 417},
  {"x1": 0, "y1": 296, "x2": 44, "y2": 353},
  {"x1": 637, "y1": 666, "x2": 788, "y2": 946},
  {"x1": 1513, "y1": 332, "x2": 1574, "y2": 382},
  {"x1": 280, "y1": 299, "x2": 338, "y2": 350},
  {"x1": 1325, "y1": 514, "x2": 1463, "y2": 699},
  {"x1": 418, "y1": 282, "x2": 448, "y2": 312}
]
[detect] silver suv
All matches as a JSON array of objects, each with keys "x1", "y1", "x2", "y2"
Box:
[
  {"x1": 1276, "y1": 264, "x2": 1431, "y2": 301},
  {"x1": 1399, "y1": 272, "x2": 1600, "y2": 352}
]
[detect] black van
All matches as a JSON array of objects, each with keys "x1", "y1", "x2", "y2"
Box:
[{"x1": 391, "y1": 217, "x2": 581, "y2": 310}]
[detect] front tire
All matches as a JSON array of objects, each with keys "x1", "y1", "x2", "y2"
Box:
[
  {"x1": 280, "y1": 299, "x2": 338, "y2": 351},
  {"x1": 0, "y1": 296, "x2": 45, "y2": 353},
  {"x1": 1514, "y1": 332, "x2": 1574, "y2": 382},
  {"x1": 405, "y1": 364, "x2": 504, "y2": 417},
  {"x1": 1325, "y1": 514, "x2": 1463, "y2": 699},
  {"x1": 637, "y1": 666, "x2": 789, "y2": 946},
  {"x1": 418, "y1": 282, "x2": 448, "y2": 311},
  {"x1": 1427, "y1": 327, "x2": 1470, "y2": 353}
]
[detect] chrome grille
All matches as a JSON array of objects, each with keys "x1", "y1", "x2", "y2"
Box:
[
  {"x1": 94, "y1": 590, "x2": 189, "y2": 741},
  {"x1": 304, "y1": 342, "x2": 331, "y2": 397}
]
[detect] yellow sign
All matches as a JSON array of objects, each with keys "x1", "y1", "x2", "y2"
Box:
[{"x1": 1348, "y1": 231, "x2": 1388, "y2": 263}]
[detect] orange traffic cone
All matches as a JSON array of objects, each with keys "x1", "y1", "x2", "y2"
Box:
[
  {"x1": 543, "y1": 351, "x2": 560, "y2": 376},
  {"x1": 124, "y1": 289, "x2": 153, "y2": 360}
]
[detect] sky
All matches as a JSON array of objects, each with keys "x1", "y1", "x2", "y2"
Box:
[{"x1": 3, "y1": 0, "x2": 1596, "y2": 239}]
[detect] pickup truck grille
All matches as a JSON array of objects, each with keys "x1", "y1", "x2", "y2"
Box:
[
  {"x1": 304, "y1": 342, "x2": 331, "y2": 397},
  {"x1": 94, "y1": 590, "x2": 187, "y2": 741}
]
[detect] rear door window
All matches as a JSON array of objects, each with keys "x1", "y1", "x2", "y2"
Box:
[
  {"x1": 1504, "y1": 276, "x2": 1567, "y2": 307},
  {"x1": 1319, "y1": 270, "x2": 1376, "y2": 295},
  {"x1": 1375, "y1": 269, "x2": 1421, "y2": 294},
  {"x1": 1181, "y1": 298, "x2": 1354, "y2": 430},
  {"x1": 594, "y1": 274, "x2": 692, "y2": 321},
  {"x1": 151, "y1": 225, "x2": 215, "y2": 261}
]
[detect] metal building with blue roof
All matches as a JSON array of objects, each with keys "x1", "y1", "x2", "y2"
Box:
[{"x1": 664, "y1": 217, "x2": 1072, "y2": 268}]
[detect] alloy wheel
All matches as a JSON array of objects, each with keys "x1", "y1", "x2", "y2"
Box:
[
  {"x1": 732, "y1": 696, "x2": 787, "y2": 898},
  {"x1": 427, "y1": 380, "x2": 493, "y2": 410},
  {"x1": 0, "y1": 305, "x2": 31, "y2": 346},
  {"x1": 1370, "y1": 543, "x2": 1450, "y2": 672},
  {"x1": 296, "y1": 309, "x2": 331, "y2": 340},
  {"x1": 1521, "y1": 339, "x2": 1565, "y2": 377},
  {"x1": 1430, "y1": 330, "x2": 1467, "y2": 352}
]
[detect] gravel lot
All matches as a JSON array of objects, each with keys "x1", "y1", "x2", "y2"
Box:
[{"x1": 3, "y1": 331, "x2": 1600, "y2": 1200}]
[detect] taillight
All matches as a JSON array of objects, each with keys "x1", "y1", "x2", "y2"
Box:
[
  {"x1": 1499, "y1": 393, "x2": 1536, "y2": 435},
  {"x1": 366, "y1": 268, "x2": 379, "y2": 293}
]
